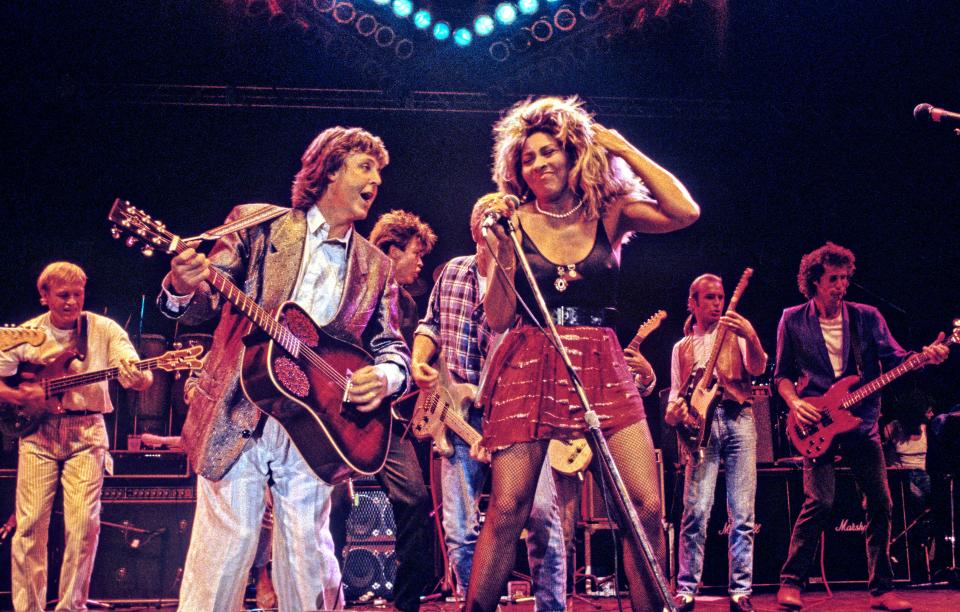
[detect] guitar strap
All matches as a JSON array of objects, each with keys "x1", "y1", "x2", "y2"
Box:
[
  {"x1": 189, "y1": 204, "x2": 289, "y2": 242},
  {"x1": 846, "y1": 304, "x2": 864, "y2": 377},
  {"x1": 75, "y1": 313, "x2": 88, "y2": 362}
]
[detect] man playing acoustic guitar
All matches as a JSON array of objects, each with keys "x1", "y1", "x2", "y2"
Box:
[
  {"x1": 0, "y1": 262, "x2": 153, "y2": 612},
  {"x1": 666, "y1": 273, "x2": 767, "y2": 612},
  {"x1": 159, "y1": 126, "x2": 410, "y2": 610},
  {"x1": 775, "y1": 242, "x2": 949, "y2": 611}
]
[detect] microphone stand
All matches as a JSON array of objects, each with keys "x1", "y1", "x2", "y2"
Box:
[{"x1": 484, "y1": 218, "x2": 676, "y2": 611}]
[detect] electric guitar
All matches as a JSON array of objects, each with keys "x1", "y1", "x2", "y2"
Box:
[
  {"x1": 0, "y1": 327, "x2": 46, "y2": 352},
  {"x1": 0, "y1": 345, "x2": 204, "y2": 437},
  {"x1": 676, "y1": 268, "x2": 753, "y2": 465},
  {"x1": 787, "y1": 321, "x2": 959, "y2": 459},
  {"x1": 108, "y1": 199, "x2": 393, "y2": 484},
  {"x1": 548, "y1": 310, "x2": 667, "y2": 475},
  {"x1": 408, "y1": 355, "x2": 482, "y2": 457}
]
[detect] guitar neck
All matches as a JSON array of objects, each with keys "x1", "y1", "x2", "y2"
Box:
[
  {"x1": 444, "y1": 410, "x2": 483, "y2": 447},
  {"x1": 698, "y1": 270, "x2": 751, "y2": 384},
  {"x1": 841, "y1": 347, "x2": 944, "y2": 409},
  {"x1": 168, "y1": 237, "x2": 301, "y2": 356},
  {"x1": 625, "y1": 311, "x2": 666, "y2": 353},
  {"x1": 44, "y1": 357, "x2": 159, "y2": 398},
  {"x1": 207, "y1": 269, "x2": 299, "y2": 353}
]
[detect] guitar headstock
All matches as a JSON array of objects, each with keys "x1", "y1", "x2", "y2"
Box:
[
  {"x1": 108, "y1": 199, "x2": 177, "y2": 258},
  {"x1": 0, "y1": 327, "x2": 46, "y2": 352},
  {"x1": 948, "y1": 318, "x2": 960, "y2": 346},
  {"x1": 727, "y1": 267, "x2": 754, "y2": 310},
  {"x1": 638, "y1": 310, "x2": 667, "y2": 337},
  {"x1": 155, "y1": 344, "x2": 206, "y2": 372}
]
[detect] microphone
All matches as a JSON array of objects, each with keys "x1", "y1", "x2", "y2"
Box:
[
  {"x1": 913, "y1": 103, "x2": 960, "y2": 127},
  {"x1": 481, "y1": 194, "x2": 521, "y2": 235}
]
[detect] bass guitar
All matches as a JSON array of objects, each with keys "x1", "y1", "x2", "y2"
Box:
[
  {"x1": 408, "y1": 355, "x2": 482, "y2": 457},
  {"x1": 549, "y1": 309, "x2": 667, "y2": 475},
  {"x1": 0, "y1": 345, "x2": 204, "y2": 437},
  {"x1": 0, "y1": 327, "x2": 46, "y2": 352},
  {"x1": 108, "y1": 199, "x2": 392, "y2": 484},
  {"x1": 788, "y1": 321, "x2": 959, "y2": 459},
  {"x1": 676, "y1": 268, "x2": 753, "y2": 465}
]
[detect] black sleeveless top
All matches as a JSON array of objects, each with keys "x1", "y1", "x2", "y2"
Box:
[{"x1": 515, "y1": 220, "x2": 619, "y2": 325}]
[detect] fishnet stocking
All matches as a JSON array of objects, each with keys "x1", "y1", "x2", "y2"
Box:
[
  {"x1": 465, "y1": 440, "x2": 549, "y2": 611},
  {"x1": 465, "y1": 420, "x2": 665, "y2": 611},
  {"x1": 602, "y1": 419, "x2": 667, "y2": 611}
]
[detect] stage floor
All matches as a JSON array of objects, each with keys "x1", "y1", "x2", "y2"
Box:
[{"x1": 78, "y1": 586, "x2": 959, "y2": 611}]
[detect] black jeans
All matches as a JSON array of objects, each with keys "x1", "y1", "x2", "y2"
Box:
[
  {"x1": 780, "y1": 434, "x2": 894, "y2": 595},
  {"x1": 331, "y1": 426, "x2": 435, "y2": 611}
]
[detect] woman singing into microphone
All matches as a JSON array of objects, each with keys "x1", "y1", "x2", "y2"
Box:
[{"x1": 467, "y1": 96, "x2": 699, "y2": 610}]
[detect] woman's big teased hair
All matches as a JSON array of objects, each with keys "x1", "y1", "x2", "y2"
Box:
[{"x1": 492, "y1": 96, "x2": 637, "y2": 220}]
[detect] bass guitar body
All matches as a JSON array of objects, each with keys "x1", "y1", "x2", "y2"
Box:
[
  {"x1": 240, "y1": 301, "x2": 392, "y2": 484},
  {"x1": 548, "y1": 438, "x2": 593, "y2": 475},
  {"x1": 0, "y1": 350, "x2": 80, "y2": 438},
  {"x1": 408, "y1": 362, "x2": 478, "y2": 458},
  {"x1": 785, "y1": 375, "x2": 863, "y2": 460}
]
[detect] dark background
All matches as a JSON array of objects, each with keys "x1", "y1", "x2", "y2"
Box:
[{"x1": 3, "y1": 0, "x2": 959, "y2": 423}]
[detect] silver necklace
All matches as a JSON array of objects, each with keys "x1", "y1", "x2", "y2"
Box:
[{"x1": 535, "y1": 198, "x2": 584, "y2": 219}]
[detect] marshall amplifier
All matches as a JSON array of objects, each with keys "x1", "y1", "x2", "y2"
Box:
[{"x1": 817, "y1": 467, "x2": 911, "y2": 585}]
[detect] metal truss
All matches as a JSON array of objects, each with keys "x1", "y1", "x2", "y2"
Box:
[{"x1": 94, "y1": 82, "x2": 761, "y2": 121}]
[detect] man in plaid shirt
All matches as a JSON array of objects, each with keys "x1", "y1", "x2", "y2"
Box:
[{"x1": 412, "y1": 193, "x2": 567, "y2": 608}]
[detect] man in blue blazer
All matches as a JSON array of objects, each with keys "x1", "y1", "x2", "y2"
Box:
[{"x1": 774, "y1": 242, "x2": 949, "y2": 611}]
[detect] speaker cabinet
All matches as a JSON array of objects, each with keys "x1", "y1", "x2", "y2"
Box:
[
  {"x1": 343, "y1": 486, "x2": 396, "y2": 601},
  {"x1": 751, "y1": 389, "x2": 775, "y2": 464},
  {"x1": 89, "y1": 480, "x2": 196, "y2": 601},
  {"x1": 817, "y1": 467, "x2": 911, "y2": 584},
  {"x1": 0, "y1": 474, "x2": 195, "y2": 607},
  {"x1": 0, "y1": 471, "x2": 15, "y2": 607},
  {"x1": 699, "y1": 467, "x2": 798, "y2": 588}
]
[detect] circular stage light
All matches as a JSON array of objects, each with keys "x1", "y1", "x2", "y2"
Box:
[
  {"x1": 474, "y1": 15, "x2": 495, "y2": 37},
  {"x1": 518, "y1": 0, "x2": 539, "y2": 16},
  {"x1": 412, "y1": 9, "x2": 432, "y2": 29},
  {"x1": 391, "y1": 0, "x2": 413, "y2": 19},
  {"x1": 433, "y1": 21, "x2": 451, "y2": 40},
  {"x1": 453, "y1": 27, "x2": 473, "y2": 47},
  {"x1": 495, "y1": 3, "x2": 518, "y2": 26}
]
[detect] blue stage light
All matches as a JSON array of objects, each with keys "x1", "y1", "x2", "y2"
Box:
[
  {"x1": 474, "y1": 15, "x2": 495, "y2": 37},
  {"x1": 391, "y1": 0, "x2": 413, "y2": 18},
  {"x1": 495, "y1": 3, "x2": 518, "y2": 25},
  {"x1": 517, "y1": 0, "x2": 539, "y2": 15},
  {"x1": 453, "y1": 27, "x2": 473, "y2": 47},
  {"x1": 433, "y1": 21, "x2": 451, "y2": 40},
  {"x1": 413, "y1": 9, "x2": 432, "y2": 29}
]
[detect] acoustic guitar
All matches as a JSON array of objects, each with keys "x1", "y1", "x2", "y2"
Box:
[{"x1": 108, "y1": 199, "x2": 394, "y2": 484}]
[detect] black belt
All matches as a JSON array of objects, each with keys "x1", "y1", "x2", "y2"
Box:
[
  {"x1": 60, "y1": 409, "x2": 101, "y2": 417},
  {"x1": 549, "y1": 306, "x2": 617, "y2": 327}
]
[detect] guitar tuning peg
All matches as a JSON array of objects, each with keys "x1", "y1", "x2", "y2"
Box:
[
  {"x1": 141, "y1": 245, "x2": 154, "y2": 257},
  {"x1": 125, "y1": 236, "x2": 138, "y2": 248}
]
